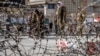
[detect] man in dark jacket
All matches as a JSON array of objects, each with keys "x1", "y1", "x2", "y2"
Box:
[{"x1": 6, "y1": 15, "x2": 11, "y2": 32}]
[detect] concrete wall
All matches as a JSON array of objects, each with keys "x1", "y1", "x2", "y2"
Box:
[
  {"x1": 25, "y1": 0, "x2": 100, "y2": 16},
  {"x1": 64, "y1": 0, "x2": 80, "y2": 14},
  {"x1": 64, "y1": 0, "x2": 100, "y2": 15}
]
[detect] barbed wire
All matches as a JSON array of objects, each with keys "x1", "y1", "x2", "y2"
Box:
[
  {"x1": 0, "y1": 1, "x2": 100, "y2": 56},
  {"x1": 0, "y1": 2, "x2": 27, "y2": 8}
]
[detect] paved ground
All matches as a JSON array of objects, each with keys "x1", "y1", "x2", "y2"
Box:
[{"x1": 0, "y1": 35, "x2": 100, "y2": 56}]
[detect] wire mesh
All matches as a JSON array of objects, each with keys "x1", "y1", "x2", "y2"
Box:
[{"x1": 0, "y1": 0, "x2": 100, "y2": 56}]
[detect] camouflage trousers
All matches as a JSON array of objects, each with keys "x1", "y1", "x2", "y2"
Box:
[{"x1": 77, "y1": 25, "x2": 83, "y2": 36}]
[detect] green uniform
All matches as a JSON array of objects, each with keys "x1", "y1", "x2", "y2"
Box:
[
  {"x1": 76, "y1": 13, "x2": 85, "y2": 36},
  {"x1": 57, "y1": 6, "x2": 67, "y2": 31}
]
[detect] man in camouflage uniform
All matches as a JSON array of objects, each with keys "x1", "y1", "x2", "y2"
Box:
[
  {"x1": 31, "y1": 9, "x2": 45, "y2": 38},
  {"x1": 55, "y1": 1, "x2": 66, "y2": 34},
  {"x1": 29, "y1": 9, "x2": 40, "y2": 36},
  {"x1": 76, "y1": 12, "x2": 85, "y2": 36}
]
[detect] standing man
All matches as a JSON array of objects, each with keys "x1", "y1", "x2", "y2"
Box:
[
  {"x1": 76, "y1": 7, "x2": 85, "y2": 36},
  {"x1": 6, "y1": 14, "x2": 11, "y2": 33},
  {"x1": 49, "y1": 15, "x2": 54, "y2": 32},
  {"x1": 55, "y1": 0, "x2": 66, "y2": 34},
  {"x1": 70, "y1": 13, "x2": 77, "y2": 35}
]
